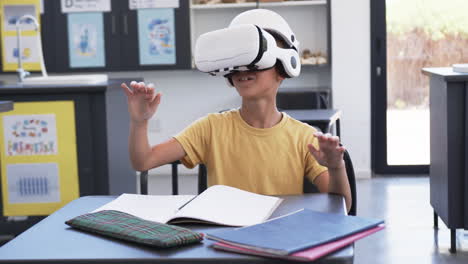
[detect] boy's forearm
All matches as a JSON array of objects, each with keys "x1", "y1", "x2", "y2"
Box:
[
  {"x1": 129, "y1": 120, "x2": 152, "y2": 171},
  {"x1": 327, "y1": 166, "x2": 352, "y2": 212}
]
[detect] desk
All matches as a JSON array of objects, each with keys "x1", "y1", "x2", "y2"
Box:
[
  {"x1": 422, "y1": 67, "x2": 468, "y2": 253},
  {"x1": 284, "y1": 109, "x2": 342, "y2": 137},
  {"x1": 0, "y1": 79, "x2": 140, "y2": 237},
  {"x1": 0, "y1": 101, "x2": 13, "y2": 113},
  {"x1": 0, "y1": 194, "x2": 353, "y2": 264}
]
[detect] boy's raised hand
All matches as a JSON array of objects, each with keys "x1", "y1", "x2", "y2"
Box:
[
  {"x1": 121, "y1": 81, "x2": 161, "y2": 124},
  {"x1": 308, "y1": 132, "x2": 346, "y2": 170}
]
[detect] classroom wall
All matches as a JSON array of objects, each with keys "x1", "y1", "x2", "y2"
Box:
[{"x1": 331, "y1": 0, "x2": 372, "y2": 179}]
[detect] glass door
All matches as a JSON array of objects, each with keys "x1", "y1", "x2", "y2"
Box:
[{"x1": 371, "y1": 0, "x2": 468, "y2": 174}]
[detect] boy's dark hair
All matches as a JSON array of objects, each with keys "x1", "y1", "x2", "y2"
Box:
[{"x1": 268, "y1": 30, "x2": 290, "y2": 79}]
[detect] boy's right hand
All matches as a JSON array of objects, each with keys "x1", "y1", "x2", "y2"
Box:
[{"x1": 121, "y1": 81, "x2": 161, "y2": 124}]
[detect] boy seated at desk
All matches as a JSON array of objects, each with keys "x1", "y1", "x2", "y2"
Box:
[{"x1": 121, "y1": 9, "x2": 352, "y2": 212}]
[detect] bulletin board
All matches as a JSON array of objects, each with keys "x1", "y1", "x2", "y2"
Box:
[
  {"x1": 0, "y1": 101, "x2": 79, "y2": 216},
  {"x1": 0, "y1": 0, "x2": 41, "y2": 72}
]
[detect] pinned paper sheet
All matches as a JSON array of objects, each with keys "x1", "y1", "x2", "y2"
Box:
[
  {"x1": 7, "y1": 163, "x2": 60, "y2": 204},
  {"x1": 0, "y1": 101, "x2": 79, "y2": 216},
  {"x1": 130, "y1": 0, "x2": 179, "y2": 10},
  {"x1": 137, "y1": 8, "x2": 176, "y2": 65},
  {"x1": 61, "y1": 0, "x2": 111, "y2": 13},
  {"x1": 3, "y1": 35, "x2": 41, "y2": 66},
  {"x1": 67, "y1": 12, "x2": 105, "y2": 68},
  {"x1": 0, "y1": 0, "x2": 42, "y2": 72}
]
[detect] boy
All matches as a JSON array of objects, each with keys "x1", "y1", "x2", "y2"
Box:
[{"x1": 121, "y1": 9, "x2": 352, "y2": 212}]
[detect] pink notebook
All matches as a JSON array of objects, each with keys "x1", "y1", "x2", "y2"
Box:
[{"x1": 212, "y1": 224, "x2": 385, "y2": 262}]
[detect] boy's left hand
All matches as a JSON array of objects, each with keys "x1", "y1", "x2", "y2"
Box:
[{"x1": 308, "y1": 132, "x2": 346, "y2": 170}]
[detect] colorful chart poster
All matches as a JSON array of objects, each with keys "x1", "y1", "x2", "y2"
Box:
[
  {"x1": 3, "y1": 114, "x2": 58, "y2": 156},
  {"x1": 0, "y1": 101, "x2": 79, "y2": 216},
  {"x1": 67, "y1": 12, "x2": 105, "y2": 68},
  {"x1": 0, "y1": 0, "x2": 41, "y2": 72},
  {"x1": 137, "y1": 8, "x2": 176, "y2": 65}
]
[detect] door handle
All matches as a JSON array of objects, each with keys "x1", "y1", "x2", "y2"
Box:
[
  {"x1": 111, "y1": 15, "x2": 116, "y2": 35},
  {"x1": 123, "y1": 14, "x2": 128, "y2": 35}
]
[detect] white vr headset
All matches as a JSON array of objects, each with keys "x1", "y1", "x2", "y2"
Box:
[{"x1": 194, "y1": 24, "x2": 301, "y2": 78}]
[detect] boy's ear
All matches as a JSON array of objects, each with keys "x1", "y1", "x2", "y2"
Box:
[
  {"x1": 276, "y1": 73, "x2": 286, "y2": 82},
  {"x1": 275, "y1": 60, "x2": 288, "y2": 79}
]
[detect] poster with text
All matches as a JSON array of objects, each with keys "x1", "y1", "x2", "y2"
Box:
[
  {"x1": 67, "y1": 12, "x2": 105, "y2": 68},
  {"x1": 0, "y1": 0, "x2": 41, "y2": 71},
  {"x1": 3, "y1": 114, "x2": 58, "y2": 156},
  {"x1": 0, "y1": 101, "x2": 79, "y2": 216},
  {"x1": 138, "y1": 8, "x2": 176, "y2": 65}
]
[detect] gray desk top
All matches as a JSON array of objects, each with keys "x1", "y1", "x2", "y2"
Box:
[
  {"x1": 422, "y1": 67, "x2": 468, "y2": 82},
  {"x1": 0, "y1": 101, "x2": 13, "y2": 113},
  {"x1": 0, "y1": 79, "x2": 137, "y2": 94},
  {"x1": 278, "y1": 86, "x2": 330, "y2": 93},
  {"x1": 0, "y1": 194, "x2": 353, "y2": 264},
  {"x1": 284, "y1": 109, "x2": 342, "y2": 123}
]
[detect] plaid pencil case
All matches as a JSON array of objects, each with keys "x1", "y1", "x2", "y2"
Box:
[{"x1": 65, "y1": 210, "x2": 203, "y2": 248}]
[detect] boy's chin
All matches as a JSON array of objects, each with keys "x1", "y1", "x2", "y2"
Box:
[{"x1": 237, "y1": 91, "x2": 264, "y2": 100}]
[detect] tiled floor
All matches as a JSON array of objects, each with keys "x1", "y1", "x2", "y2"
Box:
[{"x1": 148, "y1": 174, "x2": 468, "y2": 264}]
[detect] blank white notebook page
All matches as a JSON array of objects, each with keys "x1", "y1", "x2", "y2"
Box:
[
  {"x1": 174, "y1": 185, "x2": 282, "y2": 226},
  {"x1": 92, "y1": 194, "x2": 194, "y2": 223}
]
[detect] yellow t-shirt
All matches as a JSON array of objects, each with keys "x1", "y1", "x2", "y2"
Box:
[{"x1": 173, "y1": 109, "x2": 327, "y2": 195}]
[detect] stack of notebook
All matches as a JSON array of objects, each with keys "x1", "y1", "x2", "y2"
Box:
[{"x1": 207, "y1": 209, "x2": 384, "y2": 262}]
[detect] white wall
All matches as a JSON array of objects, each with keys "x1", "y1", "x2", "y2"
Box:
[{"x1": 331, "y1": 0, "x2": 371, "y2": 179}]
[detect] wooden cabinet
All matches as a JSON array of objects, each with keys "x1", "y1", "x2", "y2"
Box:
[
  {"x1": 0, "y1": 78, "x2": 138, "y2": 237},
  {"x1": 51, "y1": 0, "x2": 191, "y2": 72},
  {"x1": 0, "y1": 0, "x2": 191, "y2": 73},
  {"x1": 423, "y1": 67, "x2": 468, "y2": 253}
]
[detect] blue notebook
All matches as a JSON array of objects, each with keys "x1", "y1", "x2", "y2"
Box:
[{"x1": 206, "y1": 209, "x2": 384, "y2": 255}]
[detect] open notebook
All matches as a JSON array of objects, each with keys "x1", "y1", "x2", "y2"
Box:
[{"x1": 92, "y1": 185, "x2": 282, "y2": 227}]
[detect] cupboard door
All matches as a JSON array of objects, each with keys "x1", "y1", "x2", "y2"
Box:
[{"x1": 119, "y1": 0, "x2": 191, "y2": 70}]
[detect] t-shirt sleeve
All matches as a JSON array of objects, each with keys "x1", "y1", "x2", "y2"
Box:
[
  {"x1": 304, "y1": 130, "x2": 328, "y2": 183},
  {"x1": 173, "y1": 115, "x2": 211, "y2": 169}
]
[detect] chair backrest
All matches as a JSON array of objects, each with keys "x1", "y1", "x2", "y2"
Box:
[
  {"x1": 300, "y1": 149, "x2": 356, "y2": 215},
  {"x1": 343, "y1": 149, "x2": 357, "y2": 215},
  {"x1": 138, "y1": 162, "x2": 207, "y2": 195}
]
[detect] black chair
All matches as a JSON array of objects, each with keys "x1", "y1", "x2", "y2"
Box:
[
  {"x1": 139, "y1": 161, "x2": 207, "y2": 196},
  {"x1": 139, "y1": 148, "x2": 356, "y2": 215}
]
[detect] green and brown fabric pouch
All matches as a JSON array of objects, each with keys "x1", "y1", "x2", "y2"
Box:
[{"x1": 65, "y1": 210, "x2": 203, "y2": 248}]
